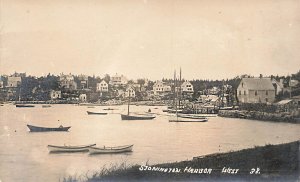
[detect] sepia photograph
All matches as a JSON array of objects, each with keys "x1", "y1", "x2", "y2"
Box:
[{"x1": 0, "y1": 0, "x2": 300, "y2": 181}]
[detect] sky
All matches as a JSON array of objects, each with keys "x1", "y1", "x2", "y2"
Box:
[{"x1": 0, "y1": 0, "x2": 300, "y2": 80}]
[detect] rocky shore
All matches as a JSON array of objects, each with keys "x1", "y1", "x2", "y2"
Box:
[
  {"x1": 64, "y1": 141, "x2": 299, "y2": 182},
  {"x1": 218, "y1": 110, "x2": 300, "y2": 123}
]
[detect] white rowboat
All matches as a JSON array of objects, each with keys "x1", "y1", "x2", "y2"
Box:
[
  {"x1": 48, "y1": 144, "x2": 96, "y2": 153},
  {"x1": 89, "y1": 144, "x2": 133, "y2": 154}
]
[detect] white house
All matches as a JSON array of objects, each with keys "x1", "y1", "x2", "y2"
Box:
[
  {"x1": 181, "y1": 81, "x2": 194, "y2": 93},
  {"x1": 50, "y1": 90, "x2": 61, "y2": 100},
  {"x1": 153, "y1": 81, "x2": 171, "y2": 95},
  {"x1": 79, "y1": 94, "x2": 87, "y2": 102},
  {"x1": 124, "y1": 86, "x2": 135, "y2": 98},
  {"x1": 7, "y1": 76, "x2": 21, "y2": 87},
  {"x1": 110, "y1": 73, "x2": 128, "y2": 86},
  {"x1": 97, "y1": 80, "x2": 108, "y2": 92},
  {"x1": 60, "y1": 73, "x2": 77, "y2": 90}
]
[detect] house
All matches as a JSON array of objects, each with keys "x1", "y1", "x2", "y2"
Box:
[
  {"x1": 78, "y1": 74, "x2": 88, "y2": 89},
  {"x1": 237, "y1": 77, "x2": 276, "y2": 103},
  {"x1": 60, "y1": 73, "x2": 77, "y2": 90},
  {"x1": 7, "y1": 76, "x2": 22, "y2": 87},
  {"x1": 97, "y1": 80, "x2": 108, "y2": 92},
  {"x1": 271, "y1": 78, "x2": 284, "y2": 95},
  {"x1": 110, "y1": 73, "x2": 128, "y2": 86},
  {"x1": 289, "y1": 79, "x2": 299, "y2": 87},
  {"x1": 181, "y1": 81, "x2": 194, "y2": 93},
  {"x1": 79, "y1": 94, "x2": 87, "y2": 102},
  {"x1": 0, "y1": 77, "x2": 4, "y2": 88},
  {"x1": 153, "y1": 81, "x2": 171, "y2": 95},
  {"x1": 50, "y1": 90, "x2": 61, "y2": 100},
  {"x1": 124, "y1": 86, "x2": 135, "y2": 98}
]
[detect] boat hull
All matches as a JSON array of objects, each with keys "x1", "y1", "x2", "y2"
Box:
[
  {"x1": 27, "y1": 124, "x2": 71, "y2": 132},
  {"x1": 121, "y1": 114, "x2": 155, "y2": 120},
  {"x1": 16, "y1": 104, "x2": 35, "y2": 108},
  {"x1": 48, "y1": 144, "x2": 96, "y2": 153},
  {"x1": 89, "y1": 145, "x2": 133, "y2": 154},
  {"x1": 169, "y1": 117, "x2": 208, "y2": 122},
  {"x1": 87, "y1": 111, "x2": 108, "y2": 115}
]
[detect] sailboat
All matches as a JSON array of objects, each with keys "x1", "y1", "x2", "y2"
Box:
[
  {"x1": 121, "y1": 89, "x2": 155, "y2": 120},
  {"x1": 169, "y1": 68, "x2": 208, "y2": 123}
]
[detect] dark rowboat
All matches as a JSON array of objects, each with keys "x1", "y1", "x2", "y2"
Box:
[
  {"x1": 121, "y1": 114, "x2": 155, "y2": 120},
  {"x1": 48, "y1": 144, "x2": 96, "y2": 153},
  {"x1": 89, "y1": 144, "x2": 133, "y2": 154},
  {"x1": 16, "y1": 104, "x2": 35, "y2": 108},
  {"x1": 87, "y1": 111, "x2": 108, "y2": 115},
  {"x1": 27, "y1": 124, "x2": 71, "y2": 132}
]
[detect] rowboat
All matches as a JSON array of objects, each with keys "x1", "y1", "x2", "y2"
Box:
[
  {"x1": 169, "y1": 118, "x2": 208, "y2": 122},
  {"x1": 48, "y1": 144, "x2": 96, "y2": 153},
  {"x1": 27, "y1": 124, "x2": 71, "y2": 132},
  {"x1": 89, "y1": 144, "x2": 133, "y2": 154},
  {"x1": 121, "y1": 114, "x2": 155, "y2": 120},
  {"x1": 176, "y1": 114, "x2": 207, "y2": 119},
  {"x1": 16, "y1": 104, "x2": 35, "y2": 108},
  {"x1": 87, "y1": 111, "x2": 108, "y2": 115},
  {"x1": 103, "y1": 108, "x2": 117, "y2": 110}
]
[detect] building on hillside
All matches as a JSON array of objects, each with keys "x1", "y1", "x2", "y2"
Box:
[
  {"x1": 289, "y1": 79, "x2": 299, "y2": 87},
  {"x1": 78, "y1": 74, "x2": 88, "y2": 89},
  {"x1": 60, "y1": 73, "x2": 77, "y2": 90},
  {"x1": 124, "y1": 86, "x2": 135, "y2": 98},
  {"x1": 96, "y1": 80, "x2": 109, "y2": 93},
  {"x1": 7, "y1": 76, "x2": 22, "y2": 88},
  {"x1": 237, "y1": 77, "x2": 276, "y2": 103},
  {"x1": 50, "y1": 90, "x2": 61, "y2": 100},
  {"x1": 181, "y1": 81, "x2": 194, "y2": 93},
  {"x1": 110, "y1": 73, "x2": 128, "y2": 86},
  {"x1": 153, "y1": 81, "x2": 171, "y2": 95}
]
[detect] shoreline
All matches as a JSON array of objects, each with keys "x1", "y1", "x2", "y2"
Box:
[
  {"x1": 65, "y1": 140, "x2": 300, "y2": 182},
  {"x1": 218, "y1": 110, "x2": 300, "y2": 123}
]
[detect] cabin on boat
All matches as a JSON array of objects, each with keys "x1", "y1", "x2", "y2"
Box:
[{"x1": 237, "y1": 77, "x2": 276, "y2": 103}]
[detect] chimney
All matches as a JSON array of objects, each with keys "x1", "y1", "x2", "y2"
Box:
[{"x1": 259, "y1": 74, "x2": 263, "y2": 79}]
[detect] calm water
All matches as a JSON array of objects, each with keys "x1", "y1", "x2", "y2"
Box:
[{"x1": 0, "y1": 104, "x2": 299, "y2": 181}]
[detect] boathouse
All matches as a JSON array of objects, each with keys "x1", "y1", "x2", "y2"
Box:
[{"x1": 237, "y1": 77, "x2": 276, "y2": 103}]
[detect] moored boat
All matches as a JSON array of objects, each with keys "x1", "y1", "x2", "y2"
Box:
[
  {"x1": 89, "y1": 144, "x2": 133, "y2": 154},
  {"x1": 27, "y1": 124, "x2": 71, "y2": 132},
  {"x1": 16, "y1": 104, "x2": 35, "y2": 108},
  {"x1": 87, "y1": 111, "x2": 108, "y2": 115},
  {"x1": 169, "y1": 117, "x2": 208, "y2": 122},
  {"x1": 121, "y1": 114, "x2": 155, "y2": 120},
  {"x1": 48, "y1": 144, "x2": 96, "y2": 153}
]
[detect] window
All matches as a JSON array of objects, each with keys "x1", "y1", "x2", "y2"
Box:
[
  {"x1": 242, "y1": 83, "x2": 244, "y2": 88},
  {"x1": 266, "y1": 91, "x2": 268, "y2": 95},
  {"x1": 265, "y1": 98, "x2": 268, "y2": 102},
  {"x1": 239, "y1": 90, "x2": 241, "y2": 95},
  {"x1": 244, "y1": 91, "x2": 246, "y2": 95},
  {"x1": 255, "y1": 91, "x2": 257, "y2": 96}
]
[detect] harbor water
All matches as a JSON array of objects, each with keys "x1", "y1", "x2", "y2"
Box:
[{"x1": 0, "y1": 104, "x2": 299, "y2": 181}]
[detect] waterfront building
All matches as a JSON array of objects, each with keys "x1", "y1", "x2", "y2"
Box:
[
  {"x1": 110, "y1": 73, "x2": 128, "y2": 86},
  {"x1": 271, "y1": 78, "x2": 284, "y2": 95},
  {"x1": 50, "y1": 90, "x2": 61, "y2": 100},
  {"x1": 237, "y1": 77, "x2": 276, "y2": 103},
  {"x1": 96, "y1": 80, "x2": 109, "y2": 92},
  {"x1": 79, "y1": 94, "x2": 87, "y2": 102}
]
